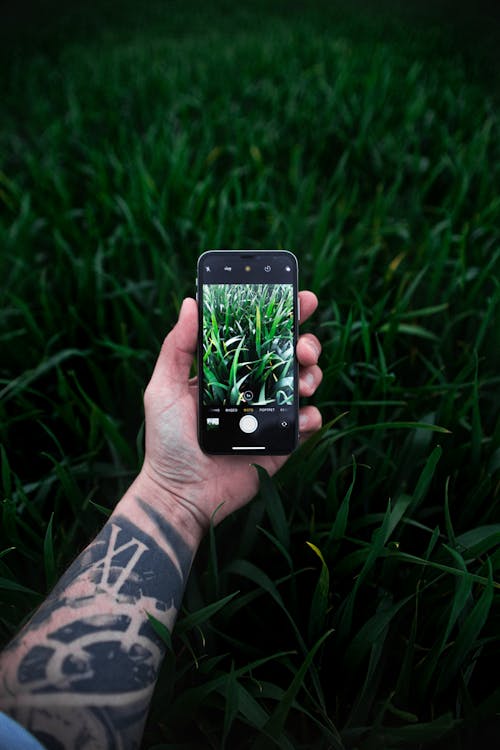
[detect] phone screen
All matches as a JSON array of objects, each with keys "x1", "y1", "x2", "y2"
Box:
[{"x1": 197, "y1": 251, "x2": 299, "y2": 454}]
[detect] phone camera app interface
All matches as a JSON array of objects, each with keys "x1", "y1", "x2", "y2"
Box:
[
  {"x1": 202, "y1": 283, "x2": 294, "y2": 408},
  {"x1": 199, "y1": 252, "x2": 298, "y2": 453}
]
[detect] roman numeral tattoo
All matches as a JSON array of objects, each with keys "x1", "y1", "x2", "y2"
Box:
[{"x1": 0, "y1": 498, "x2": 193, "y2": 750}]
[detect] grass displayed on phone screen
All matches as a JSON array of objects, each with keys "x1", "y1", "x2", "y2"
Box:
[{"x1": 202, "y1": 284, "x2": 294, "y2": 406}]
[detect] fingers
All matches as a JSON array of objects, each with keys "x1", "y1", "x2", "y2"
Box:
[
  {"x1": 299, "y1": 364, "x2": 323, "y2": 397},
  {"x1": 297, "y1": 331, "x2": 322, "y2": 397},
  {"x1": 296, "y1": 293, "x2": 322, "y2": 441},
  {"x1": 150, "y1": 291, "x2": 322, "y2": 397},
  {"x1": 152, "y1": 298, "x2": 198, "y2": 387},
  {"x1": 298, "y1": 405, "x2": 322, "y2": 435},
  {"x1": 173, "y1": 297, "x2": 198, "y2": 356},
  {"x1": 298, "y1": 291, "x2": 318, "y2": 325},
  {"x1": 296, "y1": 332, "x2": 321, "y2": 367}
]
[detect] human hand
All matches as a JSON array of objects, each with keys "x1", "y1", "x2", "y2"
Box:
[{"x1": 140, "y1": 293, "x2": 322, "y2": 534}]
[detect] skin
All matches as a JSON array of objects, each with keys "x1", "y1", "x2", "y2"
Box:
[{"x1": 0, "y1": 292, "x2": 322, "y2": 750}]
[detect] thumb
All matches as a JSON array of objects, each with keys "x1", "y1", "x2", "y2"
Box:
[{"x1": 153, "y1": 298, "x2": 198, "y2": 387}]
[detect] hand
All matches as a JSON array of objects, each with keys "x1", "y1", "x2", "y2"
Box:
[{"x1": 140, "y1": 293, "x2": 323, "y2": 533}]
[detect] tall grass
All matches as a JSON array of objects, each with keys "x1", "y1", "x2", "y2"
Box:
[
  {"x1": 202, "y1": 284, "x2": 294, "y2": 406},
  {"x1": 1, "y1": 1, "x2": 499, "y2": 747}
]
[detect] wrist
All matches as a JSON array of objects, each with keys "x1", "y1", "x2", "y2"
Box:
[
  {"x1": 117, "y1": 470, "x2": 206, "y2": 552},
  {"x1": 137, "y1": 468, "x2": 207, "y2": 547}
]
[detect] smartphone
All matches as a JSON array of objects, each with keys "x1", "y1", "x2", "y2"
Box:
[{"x1": 197, "y1": 250, "x2": 299, "y2": 455}]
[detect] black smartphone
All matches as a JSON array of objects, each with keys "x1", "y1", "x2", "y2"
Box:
[{"x1": 197, "y1": 250, "x2": 299, "y2": 455}]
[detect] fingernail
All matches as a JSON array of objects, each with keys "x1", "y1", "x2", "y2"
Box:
[
  {"x1": 305, "y1": 372, "x2": 315, "y2": 387},
  {"x1": 308, "y1": 341, "x2": 320, "y2": 358},
  {"x1": 299, "y1": 413, "x2": 309, "y2": 429}
]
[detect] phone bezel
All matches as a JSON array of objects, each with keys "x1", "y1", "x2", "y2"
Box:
[{"x1": 196, "y1": 250, "x2": 299, "y2": 455}]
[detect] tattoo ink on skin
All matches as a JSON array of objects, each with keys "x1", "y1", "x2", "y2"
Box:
[{"x1": 0, "y1": 499, "x2": 193, "y2": 750}]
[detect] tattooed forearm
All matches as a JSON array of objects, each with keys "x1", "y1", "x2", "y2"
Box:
[{"x1": 0, "y1": 495, "x2": 194, "y2": 750}]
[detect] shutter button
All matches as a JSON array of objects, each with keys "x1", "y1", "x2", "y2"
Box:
[{"x1": 239, "y1": 415, "x2": 258, "y2": 433}]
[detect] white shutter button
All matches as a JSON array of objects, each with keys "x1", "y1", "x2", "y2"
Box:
[{"x1": 239, "y1": 415, "x2": 258, "y2": 433}]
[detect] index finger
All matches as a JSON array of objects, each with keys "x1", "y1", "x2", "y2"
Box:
[{"x1": 298, "y1": 291, "x2": 318, "y2": 325}]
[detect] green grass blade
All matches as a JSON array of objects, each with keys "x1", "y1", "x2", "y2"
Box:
[
  {"x1": 255, "y1": 465, "x2": 290, "y2": 551},
  {"x1": 305, "y1": 542, "x2": 330, "y2": 643},
  {"x1": 436, "y1": 559, "x2": 495, "y2": 694},
  {"x1": 251, "y1": 629, "x2": 337, "y2": 750},
  {"x1": 176, "y1": 591, "x2": 239, "y2": 635},
  {"x1": 43, "y1": 512, "x2": 56, "y2": 591}
]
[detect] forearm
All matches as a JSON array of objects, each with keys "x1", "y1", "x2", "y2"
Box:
[{"x1": 0, "y1": 473, "x2": 202, "y2": 750}]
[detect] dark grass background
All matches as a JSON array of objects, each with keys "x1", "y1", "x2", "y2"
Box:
[{"x1": 1, "y1": 1, "x2": 499, "y2": 748}]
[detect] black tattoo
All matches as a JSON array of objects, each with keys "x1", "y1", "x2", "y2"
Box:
[{"x1": 0, "y1": 498, "x2": 193, "y2": 750}]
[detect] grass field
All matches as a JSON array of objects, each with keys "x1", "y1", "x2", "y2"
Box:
[
  {"x1": 1, "y1": 1, "x2": 499, "y2": 747},
  {"x1": 202, "y1": 283, "x2": 295, "y2": 406}
]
